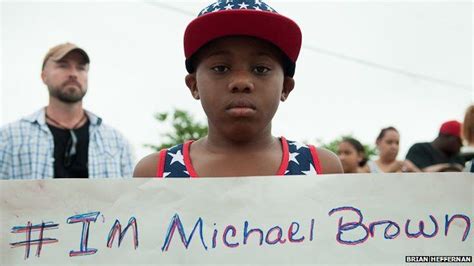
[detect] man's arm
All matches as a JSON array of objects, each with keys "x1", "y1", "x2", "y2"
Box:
[
  {"x1": 405, "y1": 143, "x2": 463, "y2": 172},
  {"x1": 120, "y1": 139, "x2": 134, "y2": 178},
  {"x1": 422, "y1": 163, "x2": 463, "y2": 172},
  {"x1": 0, "y1": 126, "x2": 13, "y2": 179}
]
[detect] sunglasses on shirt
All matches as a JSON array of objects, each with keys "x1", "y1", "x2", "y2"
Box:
[{"x1": 64, "y1": 129, "x2": 78, "y2": 168}]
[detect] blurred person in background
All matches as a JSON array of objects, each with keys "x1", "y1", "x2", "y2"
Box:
[
  {"x1": 367, "y1": 127, "x2": 419, "y2": 173},
  {"x1": 337, "y1": 137, "x2": 369, "y2": 173},
  {"x1": 405, "y1": 120, "x2": 464, "y2": 172},
  {"x1": 461, "y1": 105, "x2": 474, "y2": 172}
]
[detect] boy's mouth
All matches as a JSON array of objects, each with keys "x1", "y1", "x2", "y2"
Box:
[{"x1": 226, "y1": 99, "x2": 257, "y2": 117}]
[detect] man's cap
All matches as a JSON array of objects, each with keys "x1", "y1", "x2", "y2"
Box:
[
  {"x1": 42, "y1": 43, "x2": 90, "y2": 70},
  {"x1": 184, "y1": 0, "x2": 302, "y2": 77},
  {"x1": 439, "y1": 120, "x2": 462, "y2": 138}
]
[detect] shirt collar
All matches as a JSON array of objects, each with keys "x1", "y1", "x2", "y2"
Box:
[{"x1": 23, "y1": 107, "x2": 102, "y2": 127}]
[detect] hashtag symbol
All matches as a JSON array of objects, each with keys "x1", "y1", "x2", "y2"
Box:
[{"x1": 10, "y1": 221, "x2": 59, "y2": 260}]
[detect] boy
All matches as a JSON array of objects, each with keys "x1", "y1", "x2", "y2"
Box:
[{"x1": 134, "y1": 0, "x2": 342, "y2": 177}]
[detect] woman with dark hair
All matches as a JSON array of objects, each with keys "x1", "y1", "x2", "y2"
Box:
[
  {"x1": 337, "y1": 137, "x2": 369, "y2": 173},
  {"x1": 368, "y1": 127, "x2": 419, "y2": 173}
]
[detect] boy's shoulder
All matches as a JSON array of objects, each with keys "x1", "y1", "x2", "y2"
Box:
[
  {"x1": 315, "y1": 147, "x2": 343, "y2": 174},
  {"x1": 133, "y1": 152, "x2": 160, "y2": 178}
]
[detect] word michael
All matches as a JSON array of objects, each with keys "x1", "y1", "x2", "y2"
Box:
[{"x1": 9, "y1": 206, "x2": 471, "y2": 260}]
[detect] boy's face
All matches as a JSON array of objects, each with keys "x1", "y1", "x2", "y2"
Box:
[{"x1": 185, "y1": 36, "x2": 294, "y2": 140}]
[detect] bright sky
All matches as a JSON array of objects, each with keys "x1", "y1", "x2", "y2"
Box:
[{"x1": 1, "y1": 0, "x2": 472, "y2": 164}]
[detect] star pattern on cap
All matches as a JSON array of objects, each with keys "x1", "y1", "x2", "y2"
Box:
[
  {"x1": 264, "y1": 4, "x2": 275, "y2": 12},
  {"x1": 238, "y1": 2, "x2": 249, "y2": 9},
  {"x1": 198, "y1": 0, "x2": 277, "y2": 16},
  {"x1": 200, "y1": 7, "x2": 209, "y2": 15}
]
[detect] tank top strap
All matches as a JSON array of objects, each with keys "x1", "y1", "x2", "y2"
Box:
[
  {"x1": 158, "y1": 138, "x2": 323, "y2": 177},
  {"x1": 156, "y1": 143, "x2": 192, "y2": 178},
  {"x1": 284, "y1": 138, "x2": 322, "y2": 175}
]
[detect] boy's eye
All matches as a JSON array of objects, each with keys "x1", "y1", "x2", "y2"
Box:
[
  {"x1": 253, "y1": 66, "x2": 270, "y2": 74},
  {"x1": 211, "y1": 65, "x2": 229, "y2": 73}
]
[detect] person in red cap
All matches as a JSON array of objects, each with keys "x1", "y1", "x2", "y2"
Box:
[
  {"x1": 134, "y1": 0, "x2": 342, "y2": 177},
  {"x1": 461, "y1": 105, "x2": 474, "y2": 172},
  {"x1": 405, "y1": 120, "x2": 465, "y2": 172}
]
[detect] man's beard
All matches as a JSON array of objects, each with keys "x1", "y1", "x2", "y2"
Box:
[{"x1": 48, "y1": 83, "x2": 87, "y2": 103}]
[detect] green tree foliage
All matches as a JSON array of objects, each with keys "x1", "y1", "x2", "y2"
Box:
[
  {"x1": 145, "y1": 109, "x2": 208, "y2": 151},
  {"x1": 318, "y1": 135, "x2": 377, "y2": 160}
]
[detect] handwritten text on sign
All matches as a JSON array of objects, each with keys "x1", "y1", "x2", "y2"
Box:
[{"x1": 1, "y1": 173, "x2": 472, "y2": 264}]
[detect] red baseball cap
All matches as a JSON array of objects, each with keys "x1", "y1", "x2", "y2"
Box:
[
  {"x1": 439, "y1": 120, "x2": 462, "y2": 138},
  {"x1": 183, "y1": 0, "x2": 302, "y2": 77}
]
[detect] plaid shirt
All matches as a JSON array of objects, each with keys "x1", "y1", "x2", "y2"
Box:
[{"x1": 0, "y1": 108, "x2": 134, "y2": 179}]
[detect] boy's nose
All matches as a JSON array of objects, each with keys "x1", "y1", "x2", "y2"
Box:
[{"x1": 228, "y1": 71, "x2": 254, "y2": 93}]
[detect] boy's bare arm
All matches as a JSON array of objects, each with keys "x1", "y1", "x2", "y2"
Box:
[
  {"x1": 317, "y1": 148, "x2": 344, "y2": 174},
  {"x1": 133, "y1": 153, "x2": 159, "y2": 178}
]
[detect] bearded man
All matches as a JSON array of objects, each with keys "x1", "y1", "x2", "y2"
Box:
[{"x1": 0, "y1": 43, "x2": 134, "y2": 179}]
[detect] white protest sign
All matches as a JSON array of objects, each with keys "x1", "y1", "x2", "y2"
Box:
[{"x1": 1, "y1": 173, "x2": 472, "y2": 265}]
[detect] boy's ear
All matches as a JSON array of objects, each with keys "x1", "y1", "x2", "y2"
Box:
[
  {"x1": 185, "y1": 73, "x2": 200, "y2": 100},
  {"x1": 281, "y1": 77, "x2": 295, "y2": 102}
]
